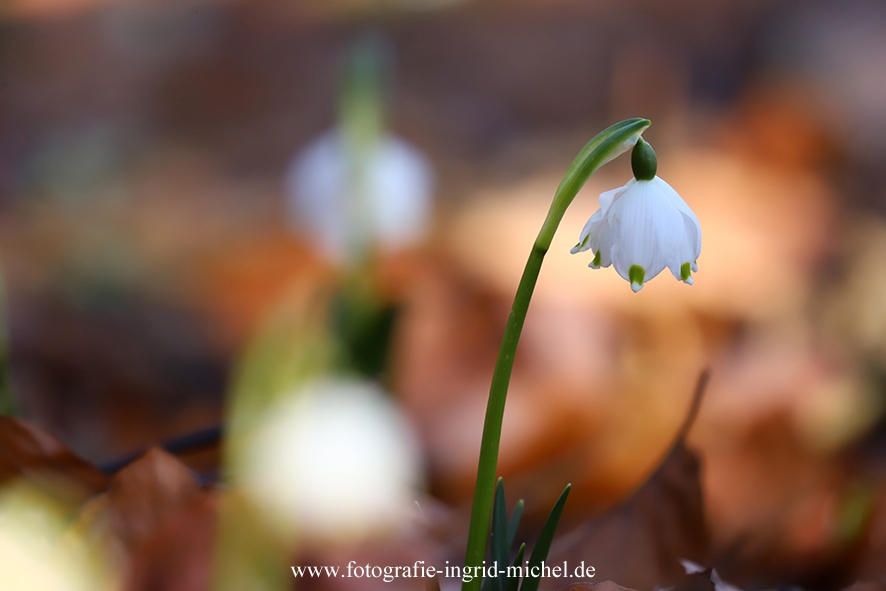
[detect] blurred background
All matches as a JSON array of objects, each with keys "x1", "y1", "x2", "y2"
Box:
[{"x1": 4, "y1": 0, "x2": 886, "y2": 589}]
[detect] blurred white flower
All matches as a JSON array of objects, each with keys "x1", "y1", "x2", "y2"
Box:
[
  {"x1": 571, "y1": 139, "x2": 701, "y2": 292},
  {"x1": 0, "y1": 484, "x2": 112, "y2": 591},
  {"x1": 285, "y1": 130, "x2": 434, "y2": 262},
  {"x1": 241, "y1": 377, "x2": 423, "y2": 541}
]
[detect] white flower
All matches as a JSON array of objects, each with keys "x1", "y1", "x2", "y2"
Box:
[
  {"x1": 0, "y1": 484, "x2": 112, "y2": 591},
  {"x1": 240, "y1": 377, "x2": 423, "y2": 541},
  {"x1": 285, "y1": 130, "x2": 435, "y2": 262},
  {"x1": 571, "y1": 176, "x2": 701, "y2": 292}
]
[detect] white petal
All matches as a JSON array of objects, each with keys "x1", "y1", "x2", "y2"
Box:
[
  {"x1": 654, "y1": 185, "x2": 701, "y2": 281},
  {"x1": 368, "y1": 136, "x2": 435, "y2": 249},
  {"x1": 572, "y1": 210, "x2": 616, "y2": 267},
  {"x1": 590, "y1": 216, "x2": 616, "y2": 268},
  {"x1": 572, "y1": 181, "x2": 631, "y2": 257},
  {"x1": 571, "y1": 211, "x2": 598, "y2": 254},
  {"x1": 680, "y1": 560, "x2": 706, "y2": 575},
  {"x1": 608, "y1": 180, "x2": 686, "y2": 282},
  {"x1": 666, "y1": 215, "x2": 704, "y2": 281},
  {"x1": 286, "y1": 131, "x2": 350, "y2": 259},
  {"x1": 652, "y1": 176, "x2": 701, "y2": 259},
  {"x1": 599, "y1": 179, "x2": 633, "y2": 216}
]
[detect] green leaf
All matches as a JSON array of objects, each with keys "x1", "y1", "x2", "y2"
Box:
[
  {"x1": 507, "y1": 499, "x2": 524, "y2": 550},
  {"x1": 330, "y1": 288, "x2": 399, "y2": 380},
  {"x1": 519, "y1": 484, "x2": 571, "y2": 591},
  {"x1": 506, "y1": 543, "x2": 526, "y2": 591},
  {"x1": 491, "y1": 478, "x2": 509, "y2": 591}
]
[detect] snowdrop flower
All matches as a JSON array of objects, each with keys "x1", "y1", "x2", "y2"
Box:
[{"x1": 571, "y1": 138, "x2": 701, "y2": 292}]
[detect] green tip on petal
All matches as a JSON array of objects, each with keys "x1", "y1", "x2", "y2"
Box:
[
  {"x1": 571, "y1": 234, "x2": 590, "y2": 255},
  {"x1": 591, "y1": 250, "x2": 602, "y2": 268},
  {"x1": 631, "y1": 138, "x2": 657, "y2": 181},
  {"x1": 628, "y1": 265, "x2": 645, "y2": 292},
  {"x1": 680, "y1": 262, "x2": 692, "y2": 281}
]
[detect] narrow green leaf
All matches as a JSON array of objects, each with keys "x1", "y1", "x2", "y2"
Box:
[
  {"x1": 519, "y1": 484, "x2": 571, "y2": 591},
  {"x1": 507, "y1": 499, "x2": 524, "y2": 550},
  {"x1": 491, "y1": 478, "x2": 509, "y2": 591},
  {"x1": 480, "y1": 573, "x2": 494, "y2": 591},
  {"x1": 506, "y1": 543, "x2": 526, "y2": 591},
  {"x1": 481, "y1": 565, "x2": 496, "y2": 591}
]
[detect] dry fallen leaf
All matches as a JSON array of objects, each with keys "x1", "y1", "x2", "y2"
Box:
[
  {"x1": 0, "y1": 415, "x2": 107, "y2": 504},
  {"x1": 550, "y1": 374, "x2": 710, "y2": 591},
  {"x1": 124, "y1": 493, "x2": 218, "y2": 591},
  {"x1": 104, "y1": 447, "x2": 203, "y2": 552},
  {"x1": 71, "y1": 447, "x2": 216, "y2": 589},
  {"x1": 845, "y1": 479, "x2": 886, "y2": 582}
]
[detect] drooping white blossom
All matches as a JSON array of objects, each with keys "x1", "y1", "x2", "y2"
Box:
[
  {"x1": 0, "y1": 484, "x2": 112, "y2": 591},
  {"x1": 572, "y1": 175, "x2": 701, "y2": 292},
  {"x1": 285, "y1": 130, "x2": 435, "y2": 262},
  {"x1": 240, "y1": 377, "x2": 423, "y2": 541}
]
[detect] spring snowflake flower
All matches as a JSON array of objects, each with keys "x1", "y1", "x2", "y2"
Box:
[
  {"x1": 286, "y1": 130, "x2": 434, "y2": 262},
  {"x1": 571, "y1": 138, "x2": 701, "y2": 292},
  {"x1": 241, "y1": 377, "x2": 423, "y2": 541}
]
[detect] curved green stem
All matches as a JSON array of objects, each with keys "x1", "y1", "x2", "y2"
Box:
[{"x1": 461, "y1": 118, "x2": 650, "y2": 591}]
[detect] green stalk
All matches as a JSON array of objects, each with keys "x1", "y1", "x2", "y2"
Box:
[{"x1": 461, "y1": 118, "x2": 650, "y2": 591}]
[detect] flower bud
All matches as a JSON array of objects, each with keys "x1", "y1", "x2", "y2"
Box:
[{"x1": 631, "y1": 137, "x2": 657, "y2": 181}]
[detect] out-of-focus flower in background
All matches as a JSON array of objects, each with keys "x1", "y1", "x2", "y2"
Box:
[
  {"x1": 239, "y1": 376, "x2": 423, "y2": 542},
  {"x1": 285, "y1": 36, "x2": 434, "y2": 264},
  {"x1": 0, "y1": 483, "x2": 113, "y2": 591},
  {"x1": 286, "y1": 130, "x2": 434, "y2": 262}
]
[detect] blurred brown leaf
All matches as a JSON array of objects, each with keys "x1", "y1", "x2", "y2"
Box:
[
  {"x1": 104, "y1": 447, "x2": 203, "y2": 552},
  {"x1": 74, "y1": 447, "x2": 215, "y2": 590},
  {"x1": 550, "y1": 374, "x2": 709, "y2": 591},
  {"x1": 125, "y1": 493, "x2": 218, "y2": 591},
  {"x1": 848, "y1": 481, "x2": 886, "y2": 582},
  {"x1": 0, "y1": 415, "x2": 107, "y2": 503}
]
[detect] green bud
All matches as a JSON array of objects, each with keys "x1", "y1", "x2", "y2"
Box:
[{"x1": 631, "y1": 138, "x2": 657, "y2": 181}]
